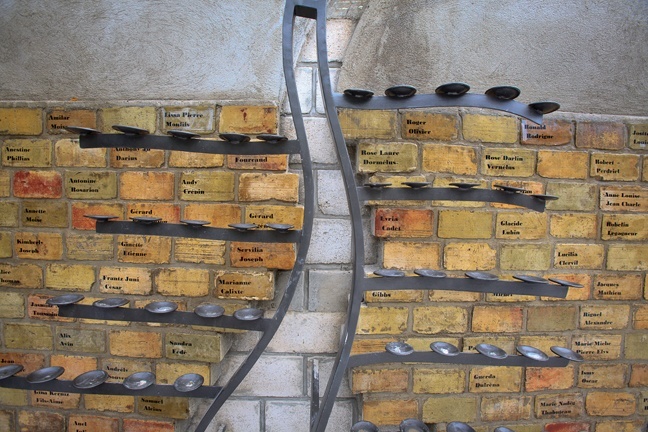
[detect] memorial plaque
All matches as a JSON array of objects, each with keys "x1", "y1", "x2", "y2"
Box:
[
  {"x1": 578, "y1": 363, "x2": 627, "y2": 388},
  {"x1": 495, "y1": 212, "x2": 547, "y2": 240},
  {"x1": 462, "y1": 336, "x2": 515, "y2": 353},
  {"x1": 117, "y1": 235, "x2": 172, "y2": 264},
  {"x1": 554, "y1": 244, "x2": 604, "y2": 269},
  {"x1": 572, "y1": 334, "x2": 622, "y2": 360},
  {"x1": 127, "y1": 203, "x2": 180, "y2": 223},
  {"x1": 22, "y1": 201, "x2": 68, "y2": 227},
  {"x1": 32, "y1": 390, "x2": 80, "y2": 409},
  {"x1": 55, "y1": 327, "x2": 105, "y2": 353},
  {"x1": 230, "y1": 242, "x2": 295, "y2": 270},
  {"x1": 244, "y1": 204, "x2": 304, "y2": 229},
  {"x1": 629, "y1": 123, "x2": 648, "y2": 149},
  {"x1": 28, "y1": 294, "x2": 73, "y2": 322},
  {"x1": 521, "y1": 119, "x2": 573, "y2": 146},
  {"x1": 0, "y1": 353, "x2": 45, "y2": 375},
  {"x1": 469, "y1": 366, "x2": 521, "y2": 392},
  {"x1": 0, "y1": 263, "x2": 43, "y2": 288},
  {"x1": 137, "y1": 396, "x2": 189, "y2": 419},
  {"x1": 365, "y1": 290, "x2": 424, "y2": 303},
  {"x1": 47, "y1": 109, "x2": 96, "y2": 134},
  {"x1": 15, "y1": 232, "x2": 63, "y2": 260},
  {"x1": 535, "y1": 393, "x2": 583, "y2": 418},
  {"x1": 165, "y1": 332, "x2": 229, "y2": 362},
  {"x1": 68, "y1": 415, "x2": 118, "y2": 432},
  {"x1": 579, "y1": 305, "x2": 630, "y2": 329},
  {"x1": 590, "y1": 153, "x2": 639, "y2": 181},
  {"x1": 602, "y1": 214, "x2": 647, "y2": 240},
  {"x1": 179, "y1": 171, "x2": 235, "y2": 202},
  {"x1": 357, "y1": 142, "x2": 418, "y2": 173},
  {"x1": 102, "y1": 359, "x2": 152, "y2": 382},
  {"x1": 600, "y1": 186, "x2": 647, "y2": 212},
  {"x1": 216, "y1": 271, "x2": 274, "y2": 300},
  {"x1": 99, "y1": 267, "x2": 152, "y2": 295},
  {"x1": 491, "y1": 180, "x2": 544, "y2": 209},
  {"x1": 373, "y1": 208, "x2": 434, "y2": 238},
  {"x1": 110, "y1": 148, "x2": 164, "y2": 168},
  {"x1": 593, "y1": 274, "x2": 643, "y2": 300},
  {"x1": 2, "y1": 139, "x2": 51, "y2": 167},
  {"x1": 401, "y1": 111, "x2": 458, "y2": 141},
  {"x1": 227, "y1": 154, "x2": 288, "y2": 171},
  {"x1": 481, "y1": 149, "x2": 535, "y2": 177},
  {"x1": 162, "y1": 106, "x2": 214, "y2": 132},
  {"x1": 65, "y1": 172, "x2": 117, "y2": 199}
]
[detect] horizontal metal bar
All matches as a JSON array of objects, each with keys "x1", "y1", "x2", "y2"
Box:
[
  {"x1": 362, "y1": 276, "x2": 568, "y2": 298},
  {"x1": 347, "y1": 351, "x2": 571, "y2": 369},
  {"x1": 0, "y1": 377, "x2": 220, "y2": 398},
  {"x1": 57, "y1": 305, "x2": 274, "y2": 332},
  {"x1": 95, "y1": 221, "x2": 301, "y2": 243},
  {"x1": 357, "y1": 187, "x2": 546, "y2": 212},
  {"x1": 80, "y1": 134, "x2": 301, "y2": 155},
  {"x1": 334, "y1": 92, "x2": 544, "y2": 124}
]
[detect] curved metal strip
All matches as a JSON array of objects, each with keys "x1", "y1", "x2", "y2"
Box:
[{"x1": 347, "y1": 352, "x2": 570, "y2": 369}]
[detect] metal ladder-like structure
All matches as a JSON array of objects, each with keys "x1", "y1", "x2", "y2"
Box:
[{"x1": 289, "y1": 1, "x2": 585, "y2": 431}]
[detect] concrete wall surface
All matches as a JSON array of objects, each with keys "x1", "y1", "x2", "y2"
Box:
[
  {"x1": 338, "y1": 0, "x2": 648, "y2": 116},
  {"x1": 0, "y1": 0, "x2": 285, "y2": 101}
]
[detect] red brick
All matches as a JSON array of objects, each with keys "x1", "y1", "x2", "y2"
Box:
[
  {"x1": 13, "y1": 170, "x2": 62, "y2": 198},
  {"x1": 17, "y1": 410, "x2": 65, "y2": 432},
  {"x1": 123, "y1": 419, "x2": 175, "y2": 432},
  {"x1": 544, "y1": 422, "x2": 591, "y2": 432},
  {"x1": 72, "y1": 203, "x2": 124, "y2": 230}
]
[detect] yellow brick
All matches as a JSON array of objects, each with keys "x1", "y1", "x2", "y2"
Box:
[
  {"x1": 156, "y1": 362, "x2": 212, "y2": 385},
  {"x1": 537, "y1": 150, "x2": 588, "y2": 179},
  {"x1": 469, "y1": 366, "x2": 521, "y2": 392},
  {"x1": 365, "y1": 289, "x2": 423, "y2": 303},
  {"x1": 66, "y1": 233, "x2": 114, "y2": 261},
  {"x1": 364, "y1": 399, "x2": 418, "y2": 426},
  {"x1": 227, "y1": 154, "x2": 287, "y2": 171},
  {"x1": 606, "y1": 244, "x2": 648, "y2": 271},
  {"x1": 413, "y1": 369, "x2": 465, "y2": 394},
  {"x1": 602, "y1": 214, "x2": 648, "y2": 240},
  {"x1": 438, "y1": 210, "x2": 492, "y2": 239},
  {"x1": 595, "y1": 420, "x2": 646, "y2": 432},
  {"x1": 483, "y1": 395, "x2": 533, "y2": 421},
  {"x1": 169, "y1": 150, "x2": 224, "y2": 168},
  {"x1": 0, "y1": 231, "x2": 10, "y2": 258},
  {"x1": 383, "y1": 241, "x2": 440, "y2": 270},
  {"x1": 99, "y1": 266, "x2": 152, "y2": 295},
  {"x1": 100, "y1": 107, "x2": 156, "y2": 133},
  {"x1": 578, "y1": 363, "x2": 627, "y2": 389},
  {"x1": 422, "y1": 396, "x2": 477, "y2": 423},
  {"x1": 162, "y1": 106, "x2": 215, "y2": 133},
  {"x1": 137, "y1": 396, "x2": 189, "y2": 419},
  {"x1": 600, "y1": 185, "x2": 648, "y2": 212},
  {"x1": 155, "y1": 268, "x2": 209, "y2": 297},
  {"x1": 337, "y1": 109, "x2": 397, "y2": 139},
  {"x1": 444, "y1": 242, "x2": 496, "y2": 270},
  {"x1": 352, "y1": 368, "x2": 409, "y2": 393},
  {"x1": 576, "y1": 121, "x2": 625, "y2": 150},
  {"x1": 546, "y1": 182, "x2": 597, "y2": 211},
  {"x1": 238, "y1": 173, "x2": 299, "y2": 202},
  {"x1": 120, "y1": 172, "x2": 175, "y2": 201},
  {"x1": 521, "y1": 119, "x2": 573, "y2": 146},
  {"x1": 554, "y1": 243, "x2": 605, "y2": 269},
  {"x1": 573, "y1": 334, "x2": 622, "y2": 360},
  {"x1": 0, "y1": 202, "x2": 19, "y2": 226},
  {"x1": 629, "y1": 123, "x2": 648, "y2": 149},
  {"x1": 413, "y1": 306, "x2": 468, "y2": 334},
  {"x1": 481, "y1": 148, "x2": 535, "y2": 177},
  {"x1": 109, "y1": 331, "x2": 162, "y2": 358},
  {"x1": 422, "y1": 143, "x2": 477, "y2": 175},
  {"x1": 527, "y1": 306, "x2": 577, "y2": 331},
  {"x1": 463, "y1": 114, "x2": 518, "y2": 143},
  {"x1": 550, "y1": 213, "x2": 598, "y2": 239},
  {"x1": 215, "y1": 271, "x2": 274, "y2": 300},
  {"x1": 586, "y1": 392, "x2": 636, "y2": 416},
  {"x1": 491, "y1": 180, "x2": 544, "y2": 210},
  {"x1": 0, "y1": 292, "x2": 24, "y2": 318},
  {"x1": 110, "y1": 148, "x2": 165, "y2": 168},
  {"x1": 501, "y1": 243, "x2": 551, "y2": 271},
  {"x1": 66, "y1": 171, "x2": 117, "y2": 199},
  {"x1": 0, "y1": 263, "x2": 43, "y2": 289},
  {"x1": 357, "y1": 305, "x2": 408, "y2": 335},
  {"x1": 2, "y1": 139, "x2": 51, "y2": 167},
  {"x1": 473, "y1": 306, "x2": 523, "y2": 332},
  {"x1": 84, "y1": 394, "x2": 134, "y2": 413},
  {"x1": 245, "y1": 205, "x2": 304, "y2": 229},
  {"x1": 526, "y1": 365, "x2": 575, "y2": 392},
  {"x1": 0, "y1": 107, "x2": 42, "y2": 135},
  {"x1": 183, "y1": 203, "x2": 241, "y2": 228},
  {"x1": 230, "y1": 242, "x2": 295, "y2": 270},
  {"x1": 45, "y1": 264, "x2": 95, "y2": 291},
  {"x1": 0, "y1": 170, "x2": 9, "y2": 196},
  {"x1": 22, "y1": 200, "x2": 68, "y2": 227},
  {"x1": 5, "y1": 323, "x2": 52, "y2": 350},
  {"x1": 174, "y1": 239, "x2": 226, "y2": 265},
  {"x1": 165, "y1": 332, "x2": 230, "y2": 362},
  {"x1": 219, "y1": 105, "x2": 277, "y2": 134}
]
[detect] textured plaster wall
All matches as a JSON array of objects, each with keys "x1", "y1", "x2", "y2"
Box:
[
  {"x1": 0, "y1": 0, "x2": 285, "y2": 101},
  {"x1": 339, "y1": 0, "x2": 648, "y2": 116}
]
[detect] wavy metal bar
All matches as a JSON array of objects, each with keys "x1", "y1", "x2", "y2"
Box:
[
  {"x1": 95, "y1": 221, "x2": 301, "y2": 243},
  {"x1": 57, "y1": 305, "x2": 272, "y2": 332},
  {"x1": 0, "y1": 377, "x2": 220, "y2": 398},
  {"x1": 347, "y1": 352, "x2": 570, "y2": 369},
  {"x1": 362, "y1": 276, "x2": 568, "y2": 298},
  {"x1": 80, "y1": 134, "x2": 301, "y2": 155},
  {"x1": 333, "y1": 92, "x2": 544, "y2": 124},
  {"x1": 357, "y1": 187, "x2": 547, "y2": 212}
]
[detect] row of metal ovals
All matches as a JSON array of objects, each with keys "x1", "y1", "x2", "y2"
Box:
[
  {"x1": 343, "y1": 84, "x2": 560, "y2": 114},
  {"x1": 0, "y1": 364, "x2": 205, "y2": 392},
  {"x1": 45, "y1": 294, "x2": 264, "y2": 320},
  {"x1": 352, "y1": 418, "x2": 517, "y2": 432}
]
